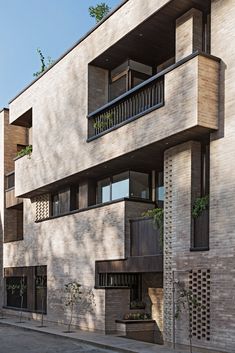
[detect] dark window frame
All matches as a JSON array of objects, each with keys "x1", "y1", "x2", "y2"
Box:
[
  {"x1": 4, "y1": 266, "x2": 47, "y2": 314},
  {"x1": 96, "y1": 170, "x2": 151, "y2": 204}
]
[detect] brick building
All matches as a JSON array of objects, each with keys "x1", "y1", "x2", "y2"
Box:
[{"x1": 1, "y1": 0, "x2": 235, "y2": 352}]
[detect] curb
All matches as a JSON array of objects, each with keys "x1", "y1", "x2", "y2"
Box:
[{"x1": 0, "y1": 320, "x2": 138, "y2": 353}]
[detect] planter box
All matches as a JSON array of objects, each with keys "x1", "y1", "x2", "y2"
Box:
[{"x1": 116, "y1": 319, "x2": 155, "y2": 343}]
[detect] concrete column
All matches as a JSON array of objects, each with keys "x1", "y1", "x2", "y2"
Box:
[{"x1": 176, "y1": 8, "x2": 203, "y2": 62}]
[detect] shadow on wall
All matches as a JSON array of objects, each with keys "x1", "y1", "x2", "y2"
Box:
[{"x1": 4, "y1": 198, "x2": 128, "y2": 332}]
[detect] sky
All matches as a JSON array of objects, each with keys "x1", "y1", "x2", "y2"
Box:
[{"x1": 0, "y1": 0, "x2": 120, "y2": 109}]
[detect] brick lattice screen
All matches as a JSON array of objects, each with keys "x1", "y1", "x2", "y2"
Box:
[
  {"x1": 163, "y1": 150, "x2": 174, "y2": 341},
  {"x1": 35, "y1": 194, "x2": 50, "y2": 221},
  {"x1": 189, "y1": 269, "x2": 211, "y2": 341}
]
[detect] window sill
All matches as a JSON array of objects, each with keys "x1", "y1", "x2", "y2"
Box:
[
  {"x1": 190, "y1": 247, "x2": 209, "y2": 252},
  {"x1": 35, "y1": 197, "x2": 155, "y2": 223}
]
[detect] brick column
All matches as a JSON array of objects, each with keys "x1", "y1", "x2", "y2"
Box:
[
  {"x1": 163, "y1": 141, "x2": 201, "y2": 345},
  {"x1": 176, "y1": 8, "x2": 203, "y2": 62}
]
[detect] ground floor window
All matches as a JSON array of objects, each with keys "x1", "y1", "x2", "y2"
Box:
[
  {"x1": 4, "y1": 266, "x2": 47, "y2": 313},
  {"x1": 98, "y1": 273, "x2": 142, "y2": 308}
]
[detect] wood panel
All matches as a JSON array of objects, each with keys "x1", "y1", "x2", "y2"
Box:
[{"x1": 130, "y1": 218, "x2": 162, "y2": 256}]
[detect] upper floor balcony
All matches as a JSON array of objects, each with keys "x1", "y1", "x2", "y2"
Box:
[
  {"x1": 10, "y1": 0, "x2": 217, "y2": 198},
  {"x1": 88, "y1": 52, "x2": 219, "y2": 141}
]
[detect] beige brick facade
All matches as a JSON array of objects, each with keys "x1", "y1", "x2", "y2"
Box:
[{"x1": 1, "y1": 0, "x2": 235, "y2": 352}]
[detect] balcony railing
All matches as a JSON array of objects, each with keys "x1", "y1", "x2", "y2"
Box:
[
  {"x1": 88, "y1": 75, "x2": 164, "y2": 140},
  {"x1": 130, "y1": 217, "x2": 163, "y2": 256}
]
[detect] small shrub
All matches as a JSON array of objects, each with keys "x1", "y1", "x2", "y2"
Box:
[{"x1": 17, "y1": 145, "x2": 32, "y2": 158}]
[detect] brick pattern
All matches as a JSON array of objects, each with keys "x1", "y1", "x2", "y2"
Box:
[
  {"x1": 35, "y1": 194, "x2": 50, "y2": 221},
  {"x1": 163, "y1": 149, "x2": 173, "y2": 342},
  {"x1": 189, "y1": 269, "x2": 211, "y2": 341}
]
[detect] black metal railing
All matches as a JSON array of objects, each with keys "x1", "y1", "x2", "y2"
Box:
[
  {"x1": 6, "y1": 171, "x2": 15, "y2": 189},
  {"x1": 88, "y1": 76, "x2": 164, "y2": 139},
  {"x1": 130, "y1": 217, "x2": 163, "y2": 257}
]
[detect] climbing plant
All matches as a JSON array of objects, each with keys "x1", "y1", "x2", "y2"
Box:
[
  {"x1": 192, "y1": 195, "x2": 209, "y2": 218},
  {"x1": 33, "y1": 48, "x2": 55, "y2": 77}
]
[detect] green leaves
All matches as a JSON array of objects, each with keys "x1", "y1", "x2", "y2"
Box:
[
  {"x1": 89, "y1": 3, "x2": 111, "y2": 23},
  {"x1": 93, "y1": 112, "x2": 114, "y2": 130},
  {"x1": 142, "y1": 208, "x2": 164, "y2": 243},
  {"x1": 192, "y1": 195, "x2": 209, "y2": 218},
  {"x1": 17, "y1": 145, "x2": 32, "y2": 158},
  {"x1": 64, "y1": 282, "x2": 82, "y2": 307},
  {"x1": 33, "y1": 48, "x2": 55, "y2": 77}
]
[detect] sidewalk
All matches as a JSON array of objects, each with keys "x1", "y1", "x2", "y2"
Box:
[{"x1": 0, "y1": 315, "x2": 195, "y2": 353}]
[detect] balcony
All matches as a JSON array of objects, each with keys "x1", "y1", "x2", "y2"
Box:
[
  {"x1": 88, "y1": 52, "x2": 220, "y2": 141},
  {"x1": 96, "y1": 214, "x2": 163, "y2": 277},
  {"x1": 5, "y1": 172, "x2": 22, "y2": 209},
  {"x1": 88, "y1": 75, "x2": 164, "y2": 139}
]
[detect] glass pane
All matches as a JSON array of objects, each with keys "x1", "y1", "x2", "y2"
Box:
[
  {"x1": 130, "y1": 171, "x2": 149, "y2": 199},
  {"x1": 6, "y1": 276, "x2": 27, "y2": 309},
  {"x1": 59, "y1": 188, "x2": 70, "y2": 214},
  {"x1": 52, "y1": 194, "x2": 60, "y2": 216},
  {"x1": 156, "y1": 172, "x2": 164, "y2": 203},
  {"x1": 131, "y1": 71, "x2": 150, "y2": 88},
  {"x1": 112, "y1": 172, "x2": 129, "y2": 200},
  {"x1": 157, "y1": 186, "x2": 165, "y2": 202},
  {"x1": 35, "y1": 267, "x2": 47, "y2": 314},
  {"x1": 97, "y1": 178, "x2": 111, "y2": 203}
]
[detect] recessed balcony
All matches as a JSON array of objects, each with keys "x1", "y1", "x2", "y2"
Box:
[{"x1": 88, "y1": 52, "x2": 220, "y2": 141}]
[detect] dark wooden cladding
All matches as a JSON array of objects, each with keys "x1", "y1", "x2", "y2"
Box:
[
  {"x1": 192, "y1": 209, "x2": 209, "y2": 249},
  {"x1": 130, "y1": 217, "x2": 163, "y2": 256},
  {"x1": 88, "y1": 76, "x2": 164, "y2": 138},
  {"x1": 6, "y1": 171, "x2": 15, "y2": 189},
  {"x1": 96, "y1": 255, "x2": 163, "y2": 274}
]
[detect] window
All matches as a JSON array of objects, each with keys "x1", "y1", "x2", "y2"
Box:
[
  {"x1": 112, "y1": 172, "x2": 129, "y2": 200},
  {"x1": 97, "y1": 171, "x2": 150, "y2": 204},
  {"x1": 156, "y1": 171, "x2": 164, "y2": 207},
  {"x1": 109, "y1": 60, "x2": 152, "y2": 101},
  {"x1": 51, "y1": 186, "x2": 79, "y2": 216},
  {"x1": 97, "y1": 178, "x2": 111, "y2": 203},
  {"x1": 98, "y1": 273, "x2": 142, "y2": 306},
  {"x1": 5, "y1": 266, "x2": 47, "y2": 313},
  {"x1": 4, "y1": 205, "x2": 23, "y2": 243},
  {"x1": 191, "y1": 143, "x2": 209, "y2": 250},
  {"x1": 35, "y1": 266, "x2": 47, "y2": 314},
  {"x1": 130, "y1": 171, "x2": 149, "y2": 199},
  {"x1": 6, "y1": 276, "x2": 27, "y2": 309}
]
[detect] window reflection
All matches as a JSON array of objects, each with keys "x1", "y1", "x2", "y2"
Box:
[
  {"x1": 97, "y1": 178, "x2": 111, "y2": 203},
  {"x1": 112, "y1": 172, "x2": 129, "y2": 200},
  {"x1": 130, "y1": 171, "x2": 149, "y2": 199},
  {"x1": 97, "y1": 171, "x2": 150, "y2": 204}
]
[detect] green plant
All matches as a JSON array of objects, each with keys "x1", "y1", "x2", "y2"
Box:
[
  {"x1": 130, "y1": 300, "x2": 146, "y2": 310},
  {"x1": 17, "y1": 145, "x2": 32, "y2": 158},
  {"x1": 142, "y1": 208, "x2": 164, "y2": 243},
  {"x1": 89, "y1": 3, "x2": 111, "y2": 23},
  {"x1": 33, "y1": 48, "x2": 55, "y2": 77},
  {"x1": 64, "y1": 282, "x2": 82, "y2": 333},
  {"x1": 192, "y1": 195, "x2": 209, "y2": 219},
  {"x1": 123, "y1": 312, "x2": 151, "y2": 320},
  {"x1": 175, "y1": 281, "x2": 204, "y2": 353},
  {"x1": 93, "y1": 112, "x2": 114, "y2": 130}
]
